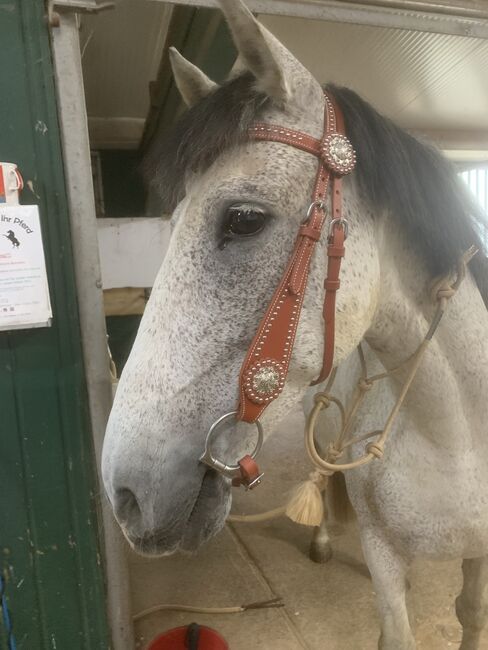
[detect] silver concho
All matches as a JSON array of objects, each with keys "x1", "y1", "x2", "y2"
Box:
[
  {"x1": 244, "y1": 359, "x2": 285, "y2": 405},
  {"x1": 321, "y1": 133, "x2": 356, "y2": 176}
]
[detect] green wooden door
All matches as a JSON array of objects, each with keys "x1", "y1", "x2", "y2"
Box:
[{"x1": 0, "y1": 1, "x2": 109, "y2": 647}]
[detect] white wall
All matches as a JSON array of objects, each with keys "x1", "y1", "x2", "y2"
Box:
[{"x1": 97, "y1": 217, "x2": 171, "y2": 289}]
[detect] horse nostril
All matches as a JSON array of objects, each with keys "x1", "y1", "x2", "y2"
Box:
[{"x1": 114, "y1": 488, "x2": 142, "y2": 525}]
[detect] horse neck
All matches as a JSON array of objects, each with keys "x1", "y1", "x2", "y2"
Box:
[{"x1": 365, "y1": 220, "x2": 488, "y2": 446}]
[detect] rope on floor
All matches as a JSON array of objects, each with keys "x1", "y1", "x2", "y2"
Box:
[
  {"x1": 227, "y1": 506, "x2": 285, "y2": 523},
  {"x1": 133, "y1": 597, "x2": 284, "y2": 622}
]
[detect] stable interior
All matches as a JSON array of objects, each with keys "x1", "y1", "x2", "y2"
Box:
[{"x1": 79, "y1": 2, "x2": 488, "y2": 647}]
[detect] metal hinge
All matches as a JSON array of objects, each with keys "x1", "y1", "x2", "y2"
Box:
[{"x1": 47, "y1": 0, "x2": 115, "y2": 26}]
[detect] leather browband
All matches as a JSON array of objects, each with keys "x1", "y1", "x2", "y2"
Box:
[{"x1": 237, "y1": 93, "x2": 356, "y2": 424}]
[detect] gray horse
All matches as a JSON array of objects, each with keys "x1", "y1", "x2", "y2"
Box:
[{"x1": 102, "y1": 1, "x2": 488, "y2": 647}]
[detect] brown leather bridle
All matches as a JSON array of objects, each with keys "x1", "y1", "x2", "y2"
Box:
[{"x1": 200, "y1": 92, "x2": 356, "y2": 488}]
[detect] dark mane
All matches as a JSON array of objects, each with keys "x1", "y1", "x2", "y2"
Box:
[
  {"x1": 327, "y1": 84, "x2": 488, "y2": 288},
  {"x1": 145, "y1": 74, "x2": 488, "y2": 303},
  {"x1": 144, "y1": 72, "x2": 269, "y2": 211}
]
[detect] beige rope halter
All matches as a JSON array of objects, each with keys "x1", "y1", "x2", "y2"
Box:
[
  {"x1": 305, "y1": 247, "x2": 477, "y2": 474},
  {"x1": 230, "y1": 246, "x2": 478, "y2": 527}
]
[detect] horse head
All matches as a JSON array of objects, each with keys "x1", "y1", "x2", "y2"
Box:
[{"x1": 102, "y1": 0, "x2": 379, "y2": 556}]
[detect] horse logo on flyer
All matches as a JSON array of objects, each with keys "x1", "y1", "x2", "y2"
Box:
[{"x1": 3, "y1": 230, "x2": 20, "y2": 248}]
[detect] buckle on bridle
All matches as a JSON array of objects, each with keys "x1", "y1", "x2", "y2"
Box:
[
  {"x1": 306, "y1": 200, "x2": 327, "y2": 219},
  {"x1": 328, "y1": 217, "x2": 349, "y2": 239},
  {"x1": 199, "y1": 411, "x2": 264, "y2": 489}
]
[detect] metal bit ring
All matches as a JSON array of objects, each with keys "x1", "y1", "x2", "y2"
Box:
[{"x1": 199, "y1": 411, "x2": 264, "y2": 481}]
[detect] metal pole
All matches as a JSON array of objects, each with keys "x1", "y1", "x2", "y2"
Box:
[{"x1": 50, "y1": 14, "x2": 134, "y2": 650}]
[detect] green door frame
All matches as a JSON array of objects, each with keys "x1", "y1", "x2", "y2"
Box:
[{"x1": 0, "y1": 1, "x2": 110, "y2": 647}]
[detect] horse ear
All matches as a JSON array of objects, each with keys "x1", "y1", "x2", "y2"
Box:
[
  {"x1": 169, "y1": 47, "x2": 218, "y2": 108},
  {"x1": 218, "y1": 0, "x2": 289, "y2": 104}
]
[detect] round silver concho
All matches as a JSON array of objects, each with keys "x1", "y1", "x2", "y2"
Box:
[
  {"x1": 321, "y1": 133, "x2": 356, "y2": 176},
  {"x1": 244, "y1": 359, "x2": 286, "y2": 405}
]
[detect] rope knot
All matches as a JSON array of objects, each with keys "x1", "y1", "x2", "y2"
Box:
[
  {"x1": 310, "y1": 469, "x2": 331, "y2": 487},
  {"x1": 435, "y1": 283, "x2": 456, "y2": 302},
  {"x1": 326, "y1": 444, "x2": 342, "y2": 462},
  {"x1": 358, "y1": 378, "x2": 373, "y2": 392},
  {"x1": 366, "y1": 441, "x2": 384, "y2": 459},
  {"x1": 314, "y1": 393, "x2": 331, "y2": 408}
]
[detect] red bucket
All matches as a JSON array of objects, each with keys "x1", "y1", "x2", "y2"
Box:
[{"x1": 148, "y1": 623, "x2": 229, "y2": 650}]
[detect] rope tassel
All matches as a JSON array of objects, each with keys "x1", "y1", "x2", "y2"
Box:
[{"x1": 285, "y1": 470, "x2": 329, "y2": 526}]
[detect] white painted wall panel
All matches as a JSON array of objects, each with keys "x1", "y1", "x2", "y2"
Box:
[{"x1": 97, "y1": 217, "x2": 171, "y2": 288}]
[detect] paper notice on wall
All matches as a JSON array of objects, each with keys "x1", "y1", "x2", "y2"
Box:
[{"x1": 0, "y1": 205, "x2": 52, "y2": 330}]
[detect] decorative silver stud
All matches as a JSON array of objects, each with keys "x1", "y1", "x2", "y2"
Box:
[
  {"x1": 321, "y1": 133, "x2": 356, "y2": 176},
  {"x1": 254, "y1": 366, "x2": 279, "y2": 393},
  {"x1": 244, "y1": 359, "x2": 286, "y2": 405}
]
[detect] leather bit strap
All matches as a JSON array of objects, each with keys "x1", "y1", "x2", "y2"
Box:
[
  {"x1": 311, "y1": 214, "x2": 345, "y2": 385},
  {"x1": 231, "y1": 455, "x2": 263, "y2": 489},
  {"x1": 238, "y1": 93, "x2": 355, "y2": 423}
]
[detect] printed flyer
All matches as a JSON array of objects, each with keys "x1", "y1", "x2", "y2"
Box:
[{"x1": 0, "y1": 204, "x2": 52, "y2": 330}]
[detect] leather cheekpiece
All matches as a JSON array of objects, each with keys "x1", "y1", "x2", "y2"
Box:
[{"x1": 238, "y1": 93, "x2": 355, "y2": 423}]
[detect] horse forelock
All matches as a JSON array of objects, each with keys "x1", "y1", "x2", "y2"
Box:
[{"x1": 143, "y1": 72, "x2": 270, "y2": 212}]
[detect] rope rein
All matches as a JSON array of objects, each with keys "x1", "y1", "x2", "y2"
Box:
[
  {"x1": 230, "y1": 246, "x2": 478, "y2": 527},
  {"x1": 305, "y1": 246, "x2": 477, "y2": 475}
]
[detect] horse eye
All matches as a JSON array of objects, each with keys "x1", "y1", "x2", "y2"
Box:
[{"x1": 223, "y1": 204, "x2": 267, "y2": 238}]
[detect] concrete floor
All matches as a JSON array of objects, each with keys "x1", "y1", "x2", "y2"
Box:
[{"x1": 129, "y1": 410, "x2": 488, "y2": 650}]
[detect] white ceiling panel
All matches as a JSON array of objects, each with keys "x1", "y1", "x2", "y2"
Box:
[{"x1": 260, "y1": 14, "x2": 488, "y2": 145}]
